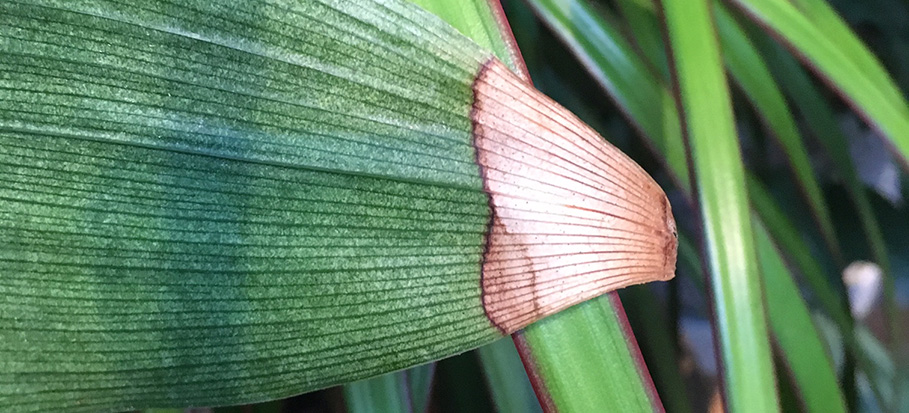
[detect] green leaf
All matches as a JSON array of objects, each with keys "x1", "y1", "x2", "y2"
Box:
[
  {"x1": 731, "y1": 0, "x2": 909, "y2": 169},
  {"x1": 747, "y1": 174, "x2": 895, "y2": 408},
  {"x1": 344, "y1": 372, "x2": 411, "y2": 413},
  {"x1": 515, "y1": 295, "x2": 661, "y2": 412},
  {"x1": 614, "y1": 0, "x2": 671, "y2": 81},
  {"x1": 3, "y1": 0, "x2": 680, "y2": 411},
  {"x1": 343, "y1": 363, "x2": 435, "y2": 413},
  {"x1": 747, "y1": 175, "x2": 851, "y2": 329},
  {"x1": 746, "y1": 15, "x2": 893, "y2": 283},
  {"x1": 747, "y1": 25, "x2": 901, "y2": 384},
  {"x1": 476, "y1": 339, "x2": 542, "y2": 413},
  {"x1": 753, "y1": 219, "x2": 847, "y2": 413},
  {"x1": 1, "y1": 1, "x2": 502, "y2": 410},
  {"x1": 660, "y1": 0, "x2": 779, "y2": 411},
  {"x1": 714, "y1": 2, "x2": 841, "y2": 263}
]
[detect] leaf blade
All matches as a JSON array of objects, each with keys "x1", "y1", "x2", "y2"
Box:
[
  {"x1": 515, "y1": 296, "x2": 661, "y2": 412},
  {"x1": 731, "y1": 0, "x2": 909, "y2": 169},
  {"x1": 754, "y1": 218, "x2": 847, "y2": 413},
  {"x1": 1, "y1": 1, "x2": 501, "y2": 409},
  {"x1": 714, "y1": 2, "x2": 841, "y2": 263},
  {"x1": 476, "y1": 338, "x2": 542, "y2": 413},
  {"x1": 659, "y1": 0, "x2": 779, "y2": 410}
]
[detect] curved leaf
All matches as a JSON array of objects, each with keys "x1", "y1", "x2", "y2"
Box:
[
  {"x1": 730, "y1": 0, "x2": 909, "y2": 169},
  {"x1": 1, "y1": 0, "x2": 677, "y2": 410},
  {"x1": 1, "y1": 1, "x2": 494, "y2": 409}
]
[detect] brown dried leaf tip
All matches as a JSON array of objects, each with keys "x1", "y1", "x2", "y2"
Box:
[{"x1": 472, "y1": 58, "x2": 678, "y2": 334}]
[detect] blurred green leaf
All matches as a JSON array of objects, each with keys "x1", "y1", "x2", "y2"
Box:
[
  {"x1": 344, "y1": 372, "x2": 411, "y2": 413},
  {"x1": 476, "y1": 339, "x2": 542, "y2": 413},
  {"x1": 731, "y1": 0, "x2": 909, "y2": 169},
  {"x1": 747, "y1": 175, "x2": 852, "y2": 334},
  {"x1": 747, "y1": 24, "x2": 902, "y2": 383},
  {"x1": 661, "y1": 0, "x2": 779, "y2": 411},
  {"x1": 344, "y1": 364, "x2": 434, "y2": 413},
  {"x1": 748, "y1": 174, "x2": 895, "y2": 408},
  {"x1": 715, "y1": 2, "x2": 842, "y2": 263},
  {"x1": 407, "y1": 364, "x2": 436, "y2": 413},
  {"x1": 754, "y1": 219, "x2": 847, "y2": 413},
  {"x1": 614, "y1": 0, "x2": 671, "y2": 81}
]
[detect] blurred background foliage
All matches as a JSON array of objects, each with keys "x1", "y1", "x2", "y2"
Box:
[{"x1": 153, "y1": 0, "x2": 909, "y2": 411}]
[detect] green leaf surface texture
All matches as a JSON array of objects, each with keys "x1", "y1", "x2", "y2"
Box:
[{"x1": 0, "y1": 0, "x2": 503, "y2": 410}]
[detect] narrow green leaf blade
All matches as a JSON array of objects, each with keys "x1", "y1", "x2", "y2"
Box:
[
  {"x1": 514, "y1": 295, "x2": 661, "y2": 412},
  {"x1": 748, "y1": 26, "x2": 901, "y2": 378},
  {"x1": 614, "y1": 0, "x2": 671, "y2": 81},
  {"x1": 714, "y1": 2, "x2": 841, "y2": 263},
  {"x1": 476, "y1": 339, "x2": 542, "y2": 413},
  {"x1": 754, "y1": 219, "x2": 847, "y2": 413},
  {"x1": 731, "y1": 0, "x2": 909, "y2": 169},
  {"x1": 747, "y1": 174, "x2": 895, "y2": 408},
  {"x1": 660, "y1": 0, "x2": 779, "y2": 410},
  {"x1": 747, "y1": 175, "x2": 852, "y2": 329},
  {"x1": 344, "y1": 372, "x2": 411, "y2": 413}
]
